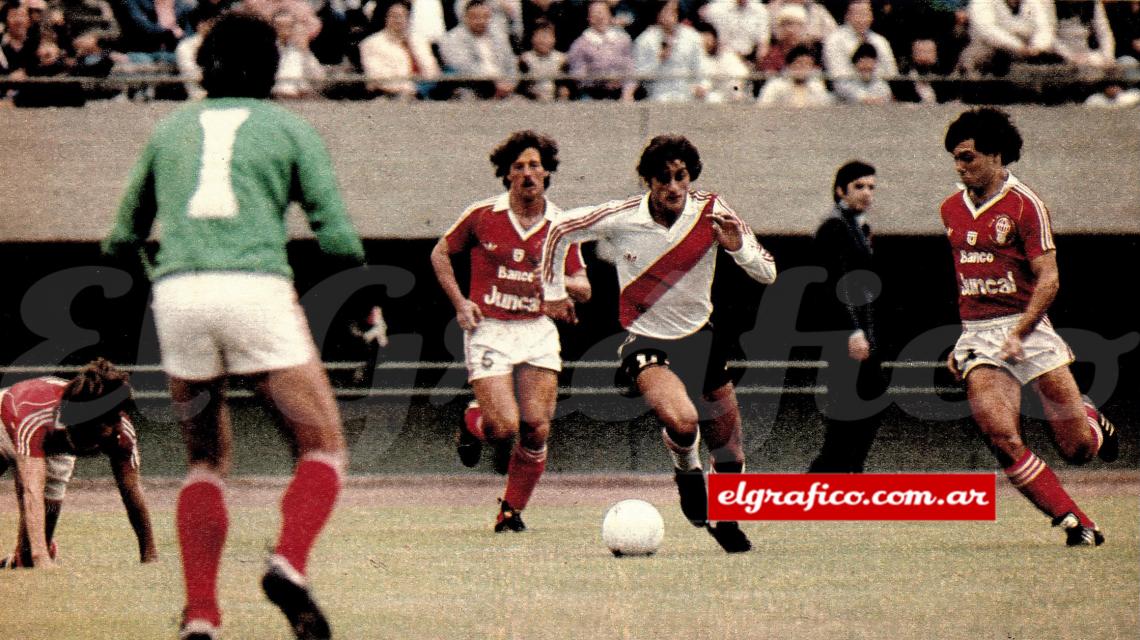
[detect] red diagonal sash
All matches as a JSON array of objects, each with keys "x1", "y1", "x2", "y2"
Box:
[{"x1": 618, "y1": 196, "x2": 717, "y2": 328}]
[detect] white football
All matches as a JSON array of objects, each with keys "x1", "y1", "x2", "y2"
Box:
[{"x1": 602, "y1": 499, "x2": 664, "y2": 557}]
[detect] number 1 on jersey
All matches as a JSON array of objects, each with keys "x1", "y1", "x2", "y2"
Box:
[{"x1": 187, "y1": 108, "x2": 250, "y2": 219}]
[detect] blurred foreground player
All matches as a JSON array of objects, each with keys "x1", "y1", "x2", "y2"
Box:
[
  {"x1": 104, "y1": 12, "x2": 382, "y2": 639},
  {"x1": 1, "y1": 359, "x2": 156, "y2": 569},
  {"x1": 430, "y1": 130, "x2": 590, "y2": 532},
  {"x1": 941, "y1": 108, "x2": 1119, "y2": 546},
  {"x1": 542, "y1": 135, "x2": 778, "y2": 552}
]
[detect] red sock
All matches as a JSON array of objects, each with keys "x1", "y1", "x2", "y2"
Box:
[
  {"x1": 502, "y1": 444, "x2": 547, "y2": 510},
  {"x1": 275, "y1": 455, "x2": 342, "y2": 576},
  {"x1": 177, "y1": 472, "x2": 228, "y2": 627},
  {"x1": 1004, "y1": 450, "x2": 1094, "y2": 527}
]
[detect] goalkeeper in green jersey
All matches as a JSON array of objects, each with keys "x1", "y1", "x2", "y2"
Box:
[{"x1": 102, "y1": 12, "x2": 382, "y2": 640}]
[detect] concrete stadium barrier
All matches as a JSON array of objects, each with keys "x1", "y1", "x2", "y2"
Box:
[{"x1": 2, "y1": 103, "x2": 1137, "y2": 241}]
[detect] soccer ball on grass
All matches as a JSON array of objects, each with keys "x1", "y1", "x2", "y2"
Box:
[{"x1": 602, "y1": 499, "x2": 664, "y2": 557}]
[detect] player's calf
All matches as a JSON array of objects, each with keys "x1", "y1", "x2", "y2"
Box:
[{"x1": 1082, "y1": 396, "x2": 1119, "y2": 463}]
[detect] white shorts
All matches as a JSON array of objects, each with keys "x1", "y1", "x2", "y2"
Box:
[
  {"x1": 463, "y1": 316, "x2": 561, "y2": 381},
  {"x1": 152, "y1": 272, "x2": 318, "y2": 380},
  {"x1": 952, "y1": 315, "x2": 1074, "y2": 386}
]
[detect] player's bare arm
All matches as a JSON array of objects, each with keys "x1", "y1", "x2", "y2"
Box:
[
  {"x1": 110, "y1": 455, "x2": 157, "y2": 563},
  {"x1": 1000, "y1": 251, "x2": 1060, "y2": 362},
  {"x1": 430, "y1": 237, "x2": 483, "y2": 331},
  {"x1": 542, "y1": 297, "x2": 577, "y2": 324},
  {"x1": 565, "y1": 269, "x2": 591, "y2": 304},
  {"x1": 13, "y1": 455, "x2": 54, "y2": 569}
]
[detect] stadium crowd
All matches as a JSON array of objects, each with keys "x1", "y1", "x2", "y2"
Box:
[{"x1": 2, "y1": 0, "x2": 1139, "y2": 106}]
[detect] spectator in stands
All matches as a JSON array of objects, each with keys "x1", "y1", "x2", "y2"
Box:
[
  {"x1": 518, "y1": 18, "x2": 567, "y2": 100},
  {"x1": 359, "y1": 0, "x2": 440, "y2": 98},
  {"x1": 72, "y1": 30, "x2": 120, "y2": 79},
  {"x1": 696, "y1": 20, "x2": 750, "y2": 102},
  {"x1": 453, "y1": 0, "x2": 520, "y2": 50},
  {"x1": 959, "y1": 0, "x2": 1060, "y2": 76},
  {"x1": 822, "y1": 0, "x2": 898, "y2": 84},
  {"x1": 757, "y1": 42, "x2": 832, "y2": 106},
  {"x1": 565, "y1": 0, "x2": 635, "y2": 101},
  {"x1": 758, "y1": 3, "x2": 819, "y2": 74},
  {"x1": 409, "y1": 0, "x2": 447, "y2": 45},
  {"x1": 2, "y1": 2, "x2": 42, "y2": 76},
  {"x1": 768, "y1": 0, "x2": 836, "y2": 46},
  {"x1": 834, "y1": 41, "x2": 891, "y2": 103},
  {"x1": 896, "y1": 36, "x2": 957, "y2": 104},
  {"x1": 309, "y1": 0, "x2": 351, "y2": 65},
  {"x1": 243, "y1": 0, "x2": 322, "y2": 45},
  {"x1": 1053, "y1": 0, "x2": 1115, "y2": 74},
  {"x1": 174, "y1": 10, "x2": 212, "y2": 99},
  {"x1": 109, "y1": 0, "x2": 193, "y2": 64},
  {"x1": 1106, "y1": 0, "x2": 1140, "y2": 65},
  {"x1": 698, "y1": 0, "x2": 769, "y2": 65},
  {"x1": 633, "y1": 0, "x2": 705, "y2": 102},
  {"x1": 521, "y1": 0, "x2": 575, "y2": 52},
  {"x1": 439, "y1": 0, "x2": 517, "y2": 98},
  {"x1": 271, "y1": 7, "x2": 325, "y2": 98}
]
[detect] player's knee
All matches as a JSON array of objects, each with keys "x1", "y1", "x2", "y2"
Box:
[
  {"x1": 483, "y1": 414, "x2": 520, "y2": 443},
  {"x1": 518, "y1": 418, "x2": 550, "y2": 447},
  {"x1": 659, "y1": 406, "x2": 699, "y2": 442}
]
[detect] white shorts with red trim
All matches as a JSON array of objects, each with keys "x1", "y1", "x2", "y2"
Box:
[
  {"x1": 151, "y1": 273, "x2": 318, "y2": 380},
  {"x1": 463, "y1": 317, "x2": 561, "y2": 381},
  {"x1": 952, "y1": 315, "x2": 1074, "y2": 386}
]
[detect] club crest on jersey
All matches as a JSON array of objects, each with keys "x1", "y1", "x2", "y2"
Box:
[
  {"x1": 624, "y1": 251, "x2": 638, "y2": 264},
  {"x1": 966, "y1": 230, "x2": 978, "y2": 246},
  {"x1": 483, "y1": 242, "x2": 498, "y2": 251},
  {"x1": 512, "y1": 248, "x2": 526, "y2": 262},
  {"x1": 992, "y1": 216, "x2": 1014, "y2": 247}
]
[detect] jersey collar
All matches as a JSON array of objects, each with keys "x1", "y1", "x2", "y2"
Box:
[
  {"x1": 958, "y1": 171, "x2": 1020, "y2": 220},
  {"x1": 493, "y1": 192, "x2": 559, "y2": 240}
]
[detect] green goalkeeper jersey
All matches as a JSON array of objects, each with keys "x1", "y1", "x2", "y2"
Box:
[{"x1": 103, "y1": 98, "x2": 365, "y2": 280}]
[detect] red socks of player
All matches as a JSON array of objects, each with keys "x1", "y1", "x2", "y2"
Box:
[
  {"x1": 177, "y1": 470, "x2": 228, "y2": 627},
  {"x1": 502, "y1": 444, "x2": 547, "y2": 510},
  {"x1": 1082, "y1": 399, "x2": 1104, "y2": 455},
  {"x1": 274, "y1": 453, "x2": 343, "y2": 576},
  {"x1": 1004, "y1": 450, "x2": 1094, "y2": 527}
]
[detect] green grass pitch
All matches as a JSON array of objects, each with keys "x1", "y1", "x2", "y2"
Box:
[{"x1": 0, "y1": 475, "x2": 1136, "y2": 640}]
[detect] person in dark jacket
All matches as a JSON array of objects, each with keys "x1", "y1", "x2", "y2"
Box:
[{"x1": 809, "y1": 160, "x2": 888, "y2": 473}]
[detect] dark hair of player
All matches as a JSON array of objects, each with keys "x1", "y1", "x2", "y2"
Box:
[
  {"x1": 197, "y1": 12, "x2": 280, "y2": 100},
  {"x1": 637, "y1": 134, "x2": 702, "y2": 184},
  {"x1": 944, "y1": 107, "x2": 1023, "y2": 165},
  {"x1": 833, "y1": 160, "x2": 876, "y2": 203},
  {"x1": 386, "y1": 0, "x2": 412, "y2": 18},
  {"x1": 57, "y1": 358, "x2": 133, "y2": 455},
  {"x1": 490, "y1": 130, "x2": 560, "y2": 189},
  {"x1": 464, "y1": 0, "x2": 488, "y2": 12}
]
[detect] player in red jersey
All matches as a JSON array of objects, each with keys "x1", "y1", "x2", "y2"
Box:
[
  {"x1": 941, "y1": 108, "x2": 1119, "y2": 546},
  {"x1": 0, "y1": 359, "x2": 156, "y2": 569},
  {"x1": 430, "y1": 130, "x2": 591, "y2": 532}
]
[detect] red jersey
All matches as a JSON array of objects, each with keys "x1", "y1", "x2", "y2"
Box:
[
  {"x1": 940, "y1": 173, "x2": 1056, "y2": 321},
  {"x1": 444, "y1": 193, "x2": 585, "y2": 321},
  {"x1": 1, "y1": 377, "x2": 139, "y2": 467}
]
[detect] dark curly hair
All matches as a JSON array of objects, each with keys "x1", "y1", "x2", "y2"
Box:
[
  {"x1": 944, "y1": 108, "x2": 1023, "y2": 165},
  {"x1": 197, "y1": 11, "x2": 280, "y2": 99},
  {"x1": 636, "y1": 135, "x2": 703, "y2": 184},
  {"x1": 57, "y1": 358, "x2": 133, "y2": 455},
  {"x1": 490, "y1": 130, "x2": 560, "y2": 189}
]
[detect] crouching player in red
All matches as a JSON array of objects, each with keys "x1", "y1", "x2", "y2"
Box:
[
  {"x1": 431, "y1": 130, "x2": 590, "y2": 532},
  {"x1": 1, "y1": 358, "x2": 156, "y2": 569},
  {"x1": 941, "y1": 108, "x2": 1119, "y2": 546}
]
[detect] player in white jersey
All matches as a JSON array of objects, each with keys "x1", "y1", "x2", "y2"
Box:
[{"x1": 542, "y1": 135, "x2": 777, "y2": 553}]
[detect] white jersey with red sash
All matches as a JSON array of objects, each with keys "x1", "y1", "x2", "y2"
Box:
[
  {"x1": 940, "y1": 173, "x2": 1055, "y2": 322},
  {"x1": 444, "y1": 192, "x2": 585, "y2": 322},
  {"x1": 542, "y1": 190, "x2": 776, "y2": 340}
]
